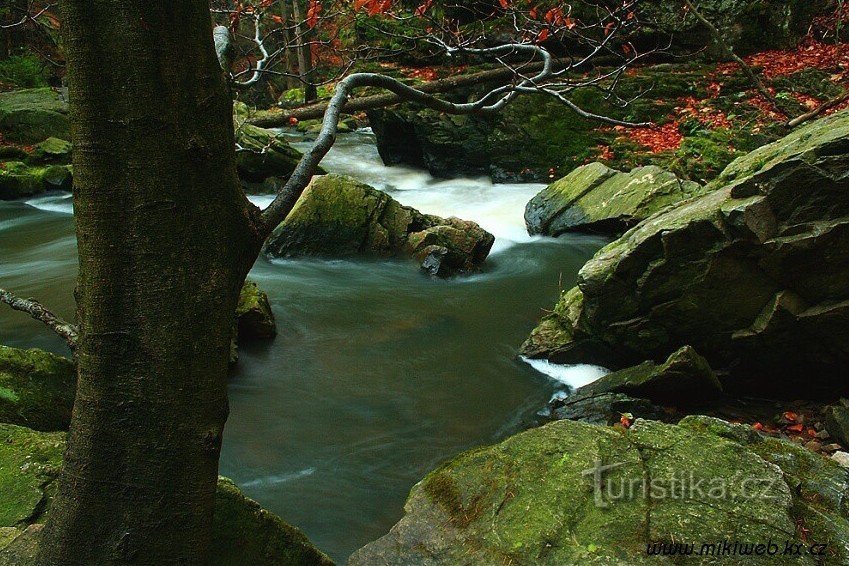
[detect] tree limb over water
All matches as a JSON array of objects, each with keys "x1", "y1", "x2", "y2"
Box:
[{"x1": 0, "y1": 288, "x2": 78, "y2": 349}]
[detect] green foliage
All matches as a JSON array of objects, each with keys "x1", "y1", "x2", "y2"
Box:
[{"x1": 0, "y1": 56, "x2": 48, "y2": 89}]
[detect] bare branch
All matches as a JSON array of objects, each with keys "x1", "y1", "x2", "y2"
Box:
[
  {"x1": 259, "y1": 41, "x2": 650, "y2": 235},
  {"x1": 0, "y1": 288, "x2": 78, "y2": 349}
]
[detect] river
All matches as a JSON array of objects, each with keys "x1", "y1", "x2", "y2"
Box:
[{"x1": 0, "y1": 129, "x2": 607, "y2": 562}]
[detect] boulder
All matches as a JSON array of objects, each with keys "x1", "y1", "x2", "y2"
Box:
[
  {"x1": 577, "y1": 346, "x2": 722, "y2": 405},
  {"x1": 24, "y1": 138, "x2": 72, "y2": 165},
  {"x1": 0, "y1": 346, "x2": 75, "y2": 432},
  {"x1": 236, "y1": 280, "x2": 277, "y2": 340},
  {"x1": 0, "y1": 162, "x2": 72, "y2": 200},
  {"x1": 0, "y1": 424, "x2": 333, "y2": 565},
  {"x1": 351, "y1": 416, "x2": 849, "y2": 565},
  {"x1": 264, "y1": 175, "x2": 495, "y2": 277},
  {"x1": 235, "y1": 122, "x2": 321, "y2": 184},
  {"x1": 525, "y1": 163, "x2": 704, "y2": 236},
  {"x1": 0, "y1": 89, "x2": 69, "y2": 144},
  {"x1": 547, "y1": 392, "x2": 666, "y2": 426},
  {"x1": 521, "y1": 109, "x2": 849, "y2": 396}
]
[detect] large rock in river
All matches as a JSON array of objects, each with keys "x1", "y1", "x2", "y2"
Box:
[
  {"x1": 525, "y1": 162, "x2": 704, "y2": 236},
  {"x1": 264, "y1": 175, "x2": 495, "y2": 277},
  {"x1": 522, "y1": 109, "x2": 849, "y2": 396},
  {"x1": 351, "y1": 416, "x2": 849, "y2": 565},
  {"x1": 0, "y1": 162, "x2": 72, "y2": 201},
  {"x1": 234, "y1": 122, "x2": 316, "y2": 184},
  {"x1": 0, "y1": 423, "x2": 333, "y2": 565}
]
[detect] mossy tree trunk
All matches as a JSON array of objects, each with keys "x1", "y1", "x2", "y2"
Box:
[{"x1": 35, "y1": 1, "x2": 264, "y2": 563}]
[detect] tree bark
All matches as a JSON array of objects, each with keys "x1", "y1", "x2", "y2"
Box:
[
  {"x1": 35, "y1": 2, "x2": 263, "y2": 564},
  {"x1": 280, "y1": 0, "x2": 299, "y2": 89},
  {"x1": 290, "y1": 0, "x2": 317, "y2": 103}
]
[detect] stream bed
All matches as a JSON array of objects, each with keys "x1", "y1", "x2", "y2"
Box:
[{"x1": 0, "y1": 130, "x2": 607, "y2": 561}]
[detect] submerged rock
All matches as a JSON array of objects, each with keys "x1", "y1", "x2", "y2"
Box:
[
  {"x1": 351, "y1": 416, "x2": 849, "y2": 565},
  {"x1": 525, "y1": 163, "x2": 704, "y2": 236},
  {"x1": 0, "y1": 346, "x2": 75, "y2": 432},
  {"x1": 264, "y1": 175, "x2": 494, "y2": 277},
  {"x1": 521, "y1": 109, "x2": 849, "y2": 396},
  {"x1": 0, "y1": 162, "x2": 72, "y2": 200},
  {"x1": 0, "y1": 424, "x2": 333, "y2": 565},
  {"x1": 0, "y1": 89, "x2": 69, "y2": 145}
]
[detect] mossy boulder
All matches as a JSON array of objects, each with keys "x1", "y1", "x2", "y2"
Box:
[
  {"x1": 521, "y1": 109, "x2": 849, "y2": 396},
  {"x1": 0, "y1": 346, "x2": 75, "y2": 432},
  {"x1": 525, "y1": 163, "x2": 704, "y2": 236},
  {"x1": 0, "y1": 424, "x2": 333, "y2": 564},
  {"x1": 212, "y1": 478, "x2": 334, "y2": 566},
  {"x1": 235, "y1": 122, "x2": 322, "y2": 184},
  {"x1": 24, "y1": 138, "x2": 72, "y2": 165},
  {"x1": 351, "y1": 416, "x2": 849, "y2": 565},
  {"x1": 264, "y1": 175, "x2": 495, "y2": 277},
  {"x1": 0, "y1": 89, "x2": 69, "y2": 145},
  {"x1": 0, "y1": 161, "x2": 72, "y2": 200},
  {"x1": 0, "y1": 424, "x2": 63, "y2": 530},
  {"x1": 236, "y1": 280, "x2": 277, "y2": 340}
]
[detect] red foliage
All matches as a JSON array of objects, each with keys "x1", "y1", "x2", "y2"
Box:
[
  {"x1": 745, "y1": 39, "x2": 849, "y2": 80},
  {"x1": 612, "y1": 121, "x2": 683, "y2": 153}
]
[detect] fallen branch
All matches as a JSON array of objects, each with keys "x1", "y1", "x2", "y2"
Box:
[
  {"x1": 0, "y1": 288, "x2": 78, "y2": 349},
  {"x1": 786, "y1": 92, "x2": 849, "y2": 129},
  {"x1": 248, "y1": 58, "x2": 573, "y2": 127}
]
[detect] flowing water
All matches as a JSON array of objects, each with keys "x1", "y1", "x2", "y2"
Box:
[{"x1": 0, "y1": 130, "x2": 607, "y2": 562}]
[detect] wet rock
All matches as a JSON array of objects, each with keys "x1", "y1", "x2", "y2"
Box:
[
  {"x1": 832, "y1": 452, "x2": 849, "y2": 469},
  {"x1": 236, "y1": 280, "x2": 277, "y2": 340},
  {"x1": 525, "y1": 163, "x2": 704, "y2": 236},
  {"x1": 0, "y1": 346, "x2": 75, "y2": 432},
  {"x1": 0, "y1": 161, "x2": 72, "y2": 200},
  {"x1": 0, "y1": 88, "x2": 69, "y2": 144},
  {"x1": 522, "y1": 109, "x2": 849, "y2": 396},
  {"x1": 263, "y1": 175, "x2": 494, "y2": 277},
  {"x1": 351, "y1": 415, "x2": 849, "y2": 565},
  {"x1": 24, "y1": 138, "x2": 72, "y2": 165},
  {"x1": 578, "y1": 346, "x2": 722, "y2": 406},
  {"x1": 549, "y1": 392, "x2": 665, "y2": 426},
  {"x1": 0, "y1": 424, "x2": 334, "y2": 565},
  {"x1": 234, "y1": 122, "x2": 323, "y2": 184}
]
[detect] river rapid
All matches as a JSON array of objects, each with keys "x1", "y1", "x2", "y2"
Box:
[{"x1": 0, "y1": 129, "x2": 607, "y2": 561}]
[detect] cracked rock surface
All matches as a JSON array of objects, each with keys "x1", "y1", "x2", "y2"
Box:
[{"x1": 350, "y1": 417, "x2": 849, "y2": 565}]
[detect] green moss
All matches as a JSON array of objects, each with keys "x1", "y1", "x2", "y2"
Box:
[
  {"x1": 212, "y1": 478, "x2": 334, "y2": 566},
  {"x1": 0, "y1": 56, "x2": 48, "y2": 89},
  {"x1": 25, "y1": 138, "x2": 72, "y2": 165},
  {"x1": 236, "y1": 280, "x2": 277, "y2": 340},
  {"x1": 0, "y1": 424, "x2": 64, "y2": 529},
  {"x1": 0, "y1": 161, "x2": 72, "y2": 200},
  {"x1": 0, "y1": 346, "x2": 75, "y2": 432},
  {"x1": 0, "y1": 88, "x2": 69, "y2": 144}
]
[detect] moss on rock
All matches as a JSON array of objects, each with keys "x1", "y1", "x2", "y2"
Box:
[
  {"x1": 0, "y1": 161, "x2": 72, "y2": 200},
  {"x1": 0, "y1": 346, "x2": 75, "y2": 432},
  {"x1": 235, "y1": 122, "x2": 323, "y2": 186},
  {"x1": 236, "y1": 280, "x2": 277, "y2": 340},
  {"x1": 0, "y1": 89, "x2": 69, "y2": 145},
  {"x1": 0, "y1": 425, "x2": 333, "y2": 564},
  {"x1": 264, "y1": 175, "x2": 494, "y2": 277},
  {"x1": 526, "y1": 163, "x2": 704, "y2": 236},
  {"x1": 522, "y1": 109, "x2": 849, "y2": 396},
  {"x1": 352, "y1": 416, "x2": 849, "y2": 565}
]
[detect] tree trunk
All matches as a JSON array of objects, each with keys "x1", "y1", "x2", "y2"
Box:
[
  {"x1": 290, "y1": 0, "x2": 317, "y2": 103},
  {"x1": 36, "y1": 2, "x2": 263, "y2": 564},
  {"x1": 281, "y1": 0, "x2": 299, "y2": 89}
]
